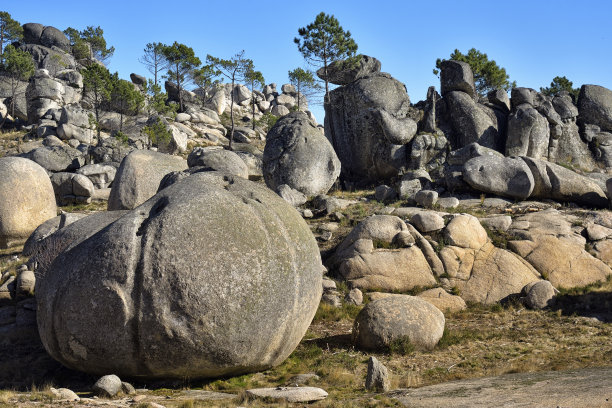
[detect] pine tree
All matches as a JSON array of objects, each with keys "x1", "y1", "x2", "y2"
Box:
[
  {"x1": 161, "y1": 41, "x2": 201, "y2": 112},
  {"x1": 294, "y1": 12, "x2": 357, "y2": 103},
  {"x1": 0, "y1": 45, "x2": 34, "y2": 128},
  {"x1": 139, "y1": 42, "x2": 167, "y2": 86},
  {"x1": 288, "y1": 67, "x2": 322, "y2": 110},
  {"x1": 82, "y1": 64, "x2": 113, "y2": 137},
  {"x1": 434, "y1": 48, "x2": 516, "y2": 97},
  {"x1": 0, "y1": 11, "x2": 23, "y2": 62},
  {"x1": 540, "y1": 76, "x2": 580, "y2": 100},
  {"x1": 244, "y1": 67, "x2": 264, "y2": 130},
  {"x1": 206, "y1": 50, "x2": 253, "y2": 149}
]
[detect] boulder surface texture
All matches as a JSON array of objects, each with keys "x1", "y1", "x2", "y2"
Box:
[{"x1": 37, "y1": 172, "x2": 323, "y2": 379}]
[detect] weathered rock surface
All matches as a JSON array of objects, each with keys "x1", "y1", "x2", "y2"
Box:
[
  {"x1": 578, "y1": 84, "x2": 612, "y2": 132},
  {"x1": 37, "y1": 172, "x2": 322, "y2": 378},
  {"x1": 463, "y1": 155, "x2": 535, "y2": 200},
  {"x1": 187, "y1": 147, "x2": 249, "y2": 179},
  {"x1": 332, "y1": 215, "x2": 436, "y2": 291},
  {"x1": 506, "y1": 104, "x2": 550, "y2": 159},
  {"x1": 417, "y1": 288, "x2": 466, "y2": 313},
  {"x1": 440, "y1": 60, "x2": 476, "y2": 99},
  {"x1": 366, "y1": 356, "x2": 389, "y2": 392},
  {"x1": 108, "y1": 150, "x2": 188, "y2": 211},
  {"x1": 353, "y1": 295, "x2": 445, "y2": 351},
  {"x1": 444, "y1": 91, "x2": 502, "y2": 150},
  {"x1": 317, "y1": 55, "x2": 381, "y2": 86},
  {"x1": 246, "y1": 387, "x2": 328, "y2": 403},
  {"x1": 263, "y1": 112, "x2": 340, "y2": 196},
  {"x1": 0, "y1": 157, "x2": 56, "y2": 248}
]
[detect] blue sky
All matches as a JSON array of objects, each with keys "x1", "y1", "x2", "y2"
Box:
[{"x1": 5, "y1": 0, "x2": 612, "y2": 122}]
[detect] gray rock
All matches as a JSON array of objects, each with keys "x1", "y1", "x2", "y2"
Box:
[
  {"x1": 271, "y1": 104, "x2": 290, "y2": 116},
  {"x1": 108, "y1": 150, "x2": 188, "y2": 211},
  {"x1": 375, "y1": 184, "x2": 397, "y2": 202},
  {"x1": 20, "y1": 44, "x2": 76, "y2": 74},
  {"x1": 57, "y1": 123, "x2": 94, "y2": 145},
  {"x1": 26, "y1": 144, "x2": 84, "y2": 172},
  {"x1": 263, "y1": 112, "x2": 340, "y2": 196},
  {"x1": 316, "y1": 54, "x2": 381, "y2": 85},
  {"x1": 522, "y1": 157, "x2": 608, "y2": 208},
  {"x1": 50, "y1": 172, "x2": 94, "y2": 205},
  {"x1": 440, "y1": 60, "x2": 476, "y2": 98},
  {"x1": 246, "y1": 387, "x2": 328, "y2": 403},
  {"x1": 463, "y1": 155, "x2": 535, "y2": 200},
  {"x1": 444, "y1": 91, "x2": 502, "y2": 150},
  {"x1": 50, "y1": 387, "x2": 79, "y2": 401},
  {"x1": 353, "y1": 295, "x2": 445, "y2": 351},
  {"x1": 0, "y1": 157, "x2": 57, "y2": 248},
  {"x1": 437, "y1": 197, "x2": 460, "y2": 209},
  {"x1": 130, "y1": 73, "x2": 147, "y2": 87},
  {"x1": 23, "y1": 23, "x2": 44, "y2": 44},
  {"x1": 187, "y1": 147, "x2": 249, "y2": 179},
  {"x1": 277, "y1": 184, "x2": 307, "y2": 207},
  {"x1": 414, "y1": 190, "x2": 438, "y2": 207},
  {"x1": 523, "y1": 280, "x2": 557, "y2": 310},
  {"x1": 553, "y1": 93, "x2": 579, "y2": 120},
  {"x1": 506, "y1": 104, "x2": 550, "y2": 159},
  {"x1": 23, "y1": 213, "x2": 87, "y2": 256},
  {"x1": 93, "y1": 374, "x2": 122, "y2": 398},
  {"x1": 511, "y1": 87, "x2": 536, "y2": 108},
  {"x1": 76, "y1": 164, "x2": 117, "y2": 189},
  {"x1": 410, "y1": 212, "x2": 445, "y2": 233},
  {"x1": 487, "y1": 89, "x2": 511, "y2": 112},
  {"x1": 121, "y1": 381, "x2": 136, "y2": 395},
  {"x1": 345, "y1": 288, "x2": 363, "y2": 306},
  {"x1": 366, "y1": 356, "x2": 390, "y2": 392},
  {"x1": 578, "y1": 85, "x2": 612, "y2": 132},
  {"x1": 16, "y1": 270, "x2": 35, "y2": 297},
  {"x1": 37, "y1": 172, "x2": 323, "y2": 379},
  {"x1": 479, "y1": 215, "x2": 512, "y2": 231},
  {"x1": 40, "y1": 26, "x2": 71, "y2": 52},
  {"x1": 397, "y1": 178, "x2": 422, "y2": 204},
  {"x1": 28, "y1": 211, "x2": 126, "y2": 278},
  {"x1": 325, "y1": 63, "x2": 413, "y2": 181}
]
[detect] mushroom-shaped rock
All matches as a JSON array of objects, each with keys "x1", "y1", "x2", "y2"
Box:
[
  {"x1": 353, "y1": 295, "x2": 445, "y2": 351},
  {"x1": 440, "y1": 60, "x2": 476, "y2": 99},
  {"x1": 263, "y1": 111, "x2": 340, "y2": 196},
  {"x1": 316, "y1": 54, "x2": 381, "y2": 86},
  {"x1": 36, "y1": 172, "x2": 323, "y2": 379},
  {"x1": 0, "y1": 157, "x2": 57, "y2": 248},
  {"x1": 108, "y1": 150, "x2": 187, "y2": 211}
]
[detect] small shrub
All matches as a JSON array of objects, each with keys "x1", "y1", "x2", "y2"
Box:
[
  {"x1": 388, "y1": 336, "x2": 415, "y2": 355},
  {"x1": 141, "y1": 117, "x2": 172, "y2": 148},
  {"x1": 114, "y1": 130, "x2": 129, "y2": 146},
  {"x1": 256, "y1": 112, "x2": 279, "y2": 131}
]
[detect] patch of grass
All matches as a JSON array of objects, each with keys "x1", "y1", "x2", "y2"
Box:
[
  {"x1": 483, "y1": 225, "x2": 521, "y2": 250},
  {"x1": 388, "y1": 336, "x2": 415, "y2": 355},
  {"x1": 372, "y1": 239, "x2": 403, "y2": 250},
  {"x1": 313, "y1": 302, "x2": 362, "y2": 323},
  {"x1": 60, "y1": 200, "x2": 108, "y2": 213},
  {"x1": 0, "y1": 391, "x2": 14, "y2": 404},
  {"x1": 437, "y1": 328, "x2": 482, "y2": 349}
]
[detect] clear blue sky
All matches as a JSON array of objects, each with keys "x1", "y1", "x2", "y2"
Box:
[{"x1": 5, "y1": 0, "x2": 612, "y2": 122}]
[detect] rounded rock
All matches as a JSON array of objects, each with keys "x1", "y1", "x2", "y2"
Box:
[
  {"x1": 37, "y1": 172, "x2": 323, "y2": 379},
  {"x1": 0, "y1": 157, "x2": 57, "y2": 248},
  {"x1": 353, "y1": 295, "x2": 445, "y2": 351}
]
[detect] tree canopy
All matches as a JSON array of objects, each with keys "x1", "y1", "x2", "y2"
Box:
[
  {"x1": 0, "y1": 44, "x2": 34, "y2": 126},
  {"x1": 0, "y1": 11, "x2": 22, "y2": 61},
  {"x1": 82, "y1": 63, "x2": 113, "y2": 136},
  {"x1": 64, "y1": 25, "x2": 114, "y2": 64},
  {"x1": 294, "y1": 12, "x2": 357, "y2": 102},
  {"x1": 288, "y1": 67, "x2": 322, "y2": 110},
  {"x1": 140, "y1": 42, "x2": 168, "y2": 86},
  {"x1": 111, "y1": 77, "x2": 144, "y2": 132},
  {"x1": 161, "y1": 41, "x2": 201, "y2": 112},
  {"x1": 434, "y1": 48, "x2": 516, "y2": 97},
  {"x1": 207, "y1": 50, "x2": 253, "y2": 149},
  {"x1": 540, "y1": 76, "x2": 580, "y2": 100},
  {"x1": 245, "y1": 67, "x2": 264, "y2": 130}
]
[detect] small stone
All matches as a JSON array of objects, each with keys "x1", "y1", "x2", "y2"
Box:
[
  {"x1": 480, "y1": 215, "x2": 512, "y2": 232},
  {"x1": 302, "y1": 209, "x2": 314, "y2": 218},
  {"x1": 410, "y1": 212, "x2": 445, "y2": 233},
  {"x1": 322, "y1": 278, "x2": 337, "y2": 291},
  {"x1": 345, "y1": 288, "x2": 363, "y2": 305},
  {"x1": 365, "y1": 356, "x2": 390, "y2": 392},
  {"x1": 331, "y1": 211, "x2": 345, "y2": 222},
  {"x1": 121, "y1": 381, "x2": 136, "y2": 395},
  {"x1": 523, "y1": 281, "x2": 557, "y2": 310},
  {"x1": 246, "y1": 387, "x2": 328, "y2": 403},
  {"x1": 375, "y1": 185, "x2": 397, "y2": 202},
  {"x1": 16, "y1": 270, "x2": 36, "y2": 297},
  {"x1": 50, "y1": 387, "x2": 79, "y2": 401},
  {"x1": 587, "y1": 223, "x2": 612, "y2": 241},
  {"x1": 321, "y1": 291, "x2": 342, "y2": 307},
  {"x1": 415, "y1": 190, "x2": 439, "y2": 207},
  {"x1": 436, "y1": 197, "x2": 460, "y2": 209},
  {"x1": 132, "y1": 395, "x2": 146, "y2": 402},
  {"x1": 319, "y1": 230, "x2": 333, "y2": 241},
  {"x1": 92, "y1": 374, "x2": 122, "y2": 398},
  {"x1": 285, "y1": 373, "x2": 320, "y2": 386}
]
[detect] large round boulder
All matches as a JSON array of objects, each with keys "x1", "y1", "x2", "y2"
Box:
[
  {"x1": 578, "y1": 85, "x2": 612, "y2": 132},
  {"x1": 37, "y1": 171, "x2": 323, "y2": 379},
  {"x1": 0, "y1": 157, "x2": 57, "y2": 248},
  {"x1": 263, "y1": 111, "x2": 340, "y2": 196},
  {"x1": 108, "y1": 150, "x2": 188, "y2": 211},
  {"x1": 353, "y1": 295, "x2": 445, "y2": 351},
  {"x1": 187, "y1": 147, "x2": 249, "y2": 179}
]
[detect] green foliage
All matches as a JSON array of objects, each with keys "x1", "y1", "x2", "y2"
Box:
[
  {"x1": 64, "y1": 25, "x2": 114, "y2": 64},
  {"x1": 388, "y1": 336, "x2": 415, "y2": 355},
  {"x1": 245, "y1": 66, "x2": 264, "y2": 130},
  {"x1": 111, "y1": 77, "x2": 144, "y2": 131},
  {"x1": 0, "y1": 44, "x2": 35, "y2": 125},
  {"x1": 160, "y1": 41, "x2": 201, "y2": 112},
  {"x1": 434, "y1": 48, "x2": 516, "y2": 97},
  {"x1": 192, "y1": 63, "x2": 219, "y2": 92},
  {"x1": 294, "y1": 12, "x2": 358, "y2": 100},
  {"x1": 0, "y1": 11, "x2": 23, "y2": 60},
  {"x1": 255, "y1": 112, "x2": 278, "y2": 130},
  {"x1": 313, "y1": 301, "x2": 362, "y2": 323},
  {"x1": 141, "y1": 117, "x2": 172, "y2": 148},
  {"x1": 288, "y1": 67, "x2": 322, "y2": 109},
  {"x1": 82, "y1": 64, "x2": 113, "y2": 136},
  {"x1": 143, "y1": 79, "x2": 176, "y2": 117},
  {"x1": 540, "y1": 76, "x2": 580, "y2": 100},
  {"x1": 206, "y1": 50, "x2": 253, "y2": 149},
  {"x1": 114, "y1": 130, "x2": 129, "y2": 145},
  {"x1": 139, "y1": 42, "x2": 168, "y2": 86}
]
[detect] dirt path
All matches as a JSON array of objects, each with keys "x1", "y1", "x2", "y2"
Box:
[{"x1": 391, "y1": 367, "x2": 612, "y2": 407}]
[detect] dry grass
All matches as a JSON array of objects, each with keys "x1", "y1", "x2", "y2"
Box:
[{"x1": 0, "y1": 130, "x2": 27, "y2": 157}]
